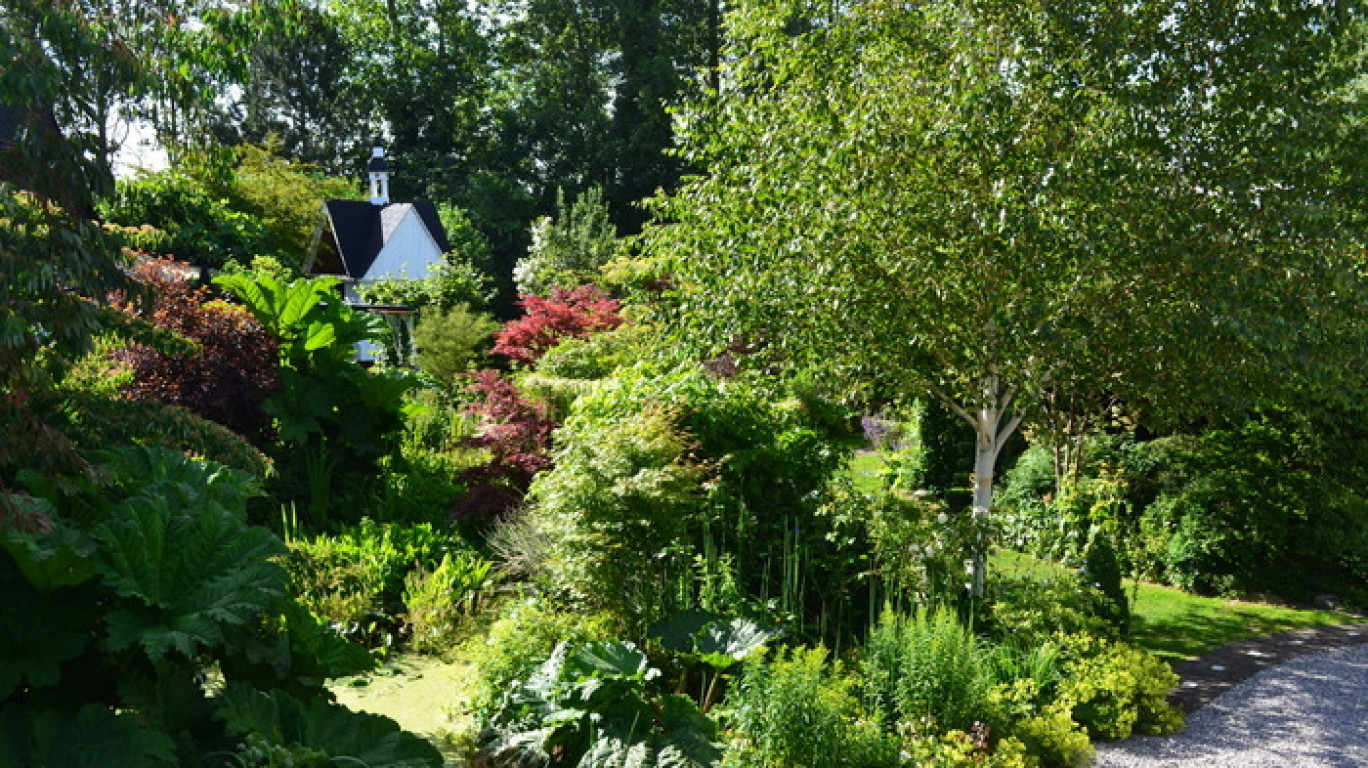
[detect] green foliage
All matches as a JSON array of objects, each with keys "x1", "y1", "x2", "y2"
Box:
[
  {"x1": 864, "y1": 491, "x2": 990, "y2": 606},
  {"x1": 95, "y1": 488, "x2": 287, "y2": 662},
  {"x1": 997, "y1": 444, "x2": 1059, "y2": 553},
  {"x1": 413, "y1": 303, "x2": 502, "y2": 383},
  {"x1": 532, "y1": 324, "x2": 653, "y2": 382},
  {"x1": 464, "y1": 597, "x2": 620, "y2": 724},
  {"x1": 0, "y1": 187, "x2": 133, "y2": 493},
  {"x1": 506, "y1": 365, "x2": 865, "y2": 638},
  {"x1": 0, "y1": 704, "x2": 177, "y2": 768},
  {"x1": 225, "y1": 144, "x2": 358, "y2": 261},
  {"x1": 1079, "y1": 533, "x2": 1129, "y2": 636},
  {"x1": 514, "y1": 187, "x2": 619, "y2": 295},
  {"x1": 861, "y1": 608, "x2": 997, "y2": 734},
  {"x1": 987, "y1": 574, "x2": 1121, "y2": 648},
  {"x1": 1138, "y1": 411, "x2": 1368, "y2": 600},
  {"x1": 1, "y1": 446, "x2": 437, "y2": 766},
  {"x1": 358, "y1": 257, "x2": 494, "y2": 313},
  {"x1": 898, "y1": 730, "x2": 1035, "y2": 768},
  {"x1": 214, "y1": 272, "x2": 417, "y2": 528},
  {"x1": 987, "y1": 699, "x2": 1093, "y2": 768},
  {"x1": 645, "y1": 0, "x2": 1368, "y2": 597},
  {"x1": 217, "y1": 683, "x2": 442, "y2": 767},
  {"x1": 38, "y1": 360, "x2": 272, "y2": 480},
  {"x1": 720, "y1": 646, "x2": 898, "y2": 768},
  {"x1": 283, "y1": 519, "x2": 481, "y2": 648},
  {"x1": 103, "y1": 171, "x2": 278, "y2": 269},
  {"x1": 481, "y1": 640, "x2": 722, "y2": 768},
  {"x1": 403, "y1": 549, "x2": 497, "y2": 653},
  {"x1": 1055, "y1": 636, "x2": 1184, "y2": 741}
]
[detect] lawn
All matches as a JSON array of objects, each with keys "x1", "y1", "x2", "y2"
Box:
[
  {"x1": 993, "y1": 549, "x2": 1356, "y2": 663},
  {"x1": 847, "y1": 450, "x2": 886, "y2": 495}
]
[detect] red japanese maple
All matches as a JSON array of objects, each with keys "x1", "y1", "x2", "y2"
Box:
[{"x1": 490, "y1": 285, "x2": 623, "y2": 365}]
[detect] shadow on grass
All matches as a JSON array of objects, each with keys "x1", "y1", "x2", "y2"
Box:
[{"x1": 1128, "y1": 585, "x2": 1346, "y2": 662}]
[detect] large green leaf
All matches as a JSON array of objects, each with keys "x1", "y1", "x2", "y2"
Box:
[
  {"x1": 1, "y1": 523, "x2": 97, "y2": 593},
  {"x1": 95, "y1": 494, "x2": 288, "y2": 661},
  {"x1": 215, "y1": 684, "x2": 442, "y2": 768},
  {"x1": 577, "y1": 695, "x2": 722, "y2": 768},
  {"x1": 564, "y1": 640, "x2": 650, "y2": 681},
  {"x1": 693, "y1": 619, "x2": 779, "y2": 671},
  {"x1": 0, "y1": 703, "x2": 177, "y2": 768},
  {"x1": 648, "y1": 609, "x2": 723, "y2": 654},
  {"x1": 279, "y1": 599, "x2": 374, "y2": 679},
  {"x1": 97, "y1": 445, "x2": 261, "y2": 516},
  {"x1": 0, "y1": 556, "x2": 94, "y2": 698}
]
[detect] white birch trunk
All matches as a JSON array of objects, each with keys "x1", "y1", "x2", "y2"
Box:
[{"x1": 953, "y1": 374, "x2": 1024, "y2": 598}]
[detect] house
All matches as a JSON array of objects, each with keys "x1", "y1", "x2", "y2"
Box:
[
  {"x1": 306, "y1": 139, "x2": 450, "y2": 302},
  {"x1": 306, "y1": 139, "x2": 450, "y2": 362}
]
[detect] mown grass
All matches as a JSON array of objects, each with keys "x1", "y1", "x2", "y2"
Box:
[
  {"x1": 847, "y1": 450, "x2": 886, "y2": 496},
  {"x1": 993, "y1": 549, "x2": 1356, "y2": 663}
]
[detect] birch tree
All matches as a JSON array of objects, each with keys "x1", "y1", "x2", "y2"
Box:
[{"x1": 643, "y1": 0, "x2": 1367, "y2": 594}]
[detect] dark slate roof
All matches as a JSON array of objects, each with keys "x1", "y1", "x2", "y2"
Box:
[
  {"x1": 367, "y1": 155, "x2": 390, "y2": 172},
  {"x1": 320, "y1": 200, "x2": 450, "y2": 279}
]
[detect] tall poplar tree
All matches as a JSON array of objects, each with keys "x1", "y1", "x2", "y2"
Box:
[{"x1": 644, "y1": 0, "x2": 1367, "y2": 593}]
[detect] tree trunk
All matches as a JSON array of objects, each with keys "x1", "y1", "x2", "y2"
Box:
[{"x1": 954, "y1": 374, "x2": 1024, "y2": 598}]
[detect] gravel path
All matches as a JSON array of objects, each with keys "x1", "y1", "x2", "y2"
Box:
[{"x1": 1090, "y1": 642, "x2": 1368, "y2": 768}]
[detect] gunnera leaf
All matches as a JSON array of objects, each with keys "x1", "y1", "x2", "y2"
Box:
[
  {"x1": 1, "y1": 703, "x2": 177, "y2": 768},
  {"x1": 648, "y1": 609, "x2": 724, "y2": 654},
  {"x1": 97, "y1": 445, "x2": 261, "y2": 515},
  {"x1": 273, "y1": 599, "x2": 375, "y2": 682},
  {"x1": 215, "y1": 683, "x2": 442, "y2": 768},
  {"x1": 1, "y1": 523, "x2": 98, "y2": 593},
  {"x1": 0, "y1": 555, "x2": 94, "y2": 698},
  {"x1": 96, "y1": 494, "x2": 288, "y2": 662},
  {"x1": 564, "y1": 641, "x2": 650, "y2": 681},
  {"x1": 693, "y1": 619, "x2": 780, "y2": 671}
]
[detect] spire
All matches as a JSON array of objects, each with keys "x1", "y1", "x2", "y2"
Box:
[{"x1": 368, "y1": 137, "x2": 391, "y2": 206}]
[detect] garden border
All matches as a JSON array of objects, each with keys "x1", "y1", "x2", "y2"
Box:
[{"x1": 1167, "y1": 621, "x2": 1368, "y2": 713}]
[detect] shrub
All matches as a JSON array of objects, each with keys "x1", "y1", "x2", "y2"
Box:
[
  {"x1": 455, "y1": 370, "x2": 557, "y2": 526},
  {"x1": 513, "y1": 187, "x2": 618, "y2": 296},
  {"x1": 464, "y1": 598, "x2": 620, "y2": 724},
  {"x1": 1137, "y1": 411, "x2": 1368, "y2": 600},
  {"x1": 491, "y1": 285, "x2": 624, "y2": 366},
  {"x1": 1055, "y1": 635, "x2": 1184, "y2": 741},
  {"x1": 999, "y1": 703, "x2": 1094, "y2": 768},
  {"x1": 113, "y1": 257, "x2": 279, "y2": 440},
  {"x1": 864, "y1": 491, "x2": 991, "y2": 605},
  {"x1": 102, "y1": 170, "x2": 280, "y2": 268},
  {"x1": 1079, "y1": 532, "x2": 1129, "y2": 635},
  {"x1": 721, "y1": 646, "x2": 898, "y2": 768},
  {"x1": 403, "y1": 549, "x2": 497, "y2": 654},
  {"x1": 39, "y1": 380, "x2": 273, "y2": 481},
  {"x1": 861, "y1": 608, "x2": 997, "y2": 734},
  {"x1": 899, "y1": 730, "x2": 1036, "y2": 768},
  {"x1": 413, "y1": 303, "x2": 501, "y2": 383},
  {"x1": 283, "y1": 519, "x2": 479, "y2": 648},
  {"x1": 503, "y1": 365, "x2": 866, "y2": 639},
  {"x1": 986, "y1": 574, "x2": 1121, "y2": 648}
]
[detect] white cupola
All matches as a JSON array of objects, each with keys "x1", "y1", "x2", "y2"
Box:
[{"x1": 367, "y1": 138, "x2": 391, "y2": 206}]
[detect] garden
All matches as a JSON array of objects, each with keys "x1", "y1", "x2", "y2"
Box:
[{"x1": 4, "y1": 1, "x2": 1366, "y2": 767}]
